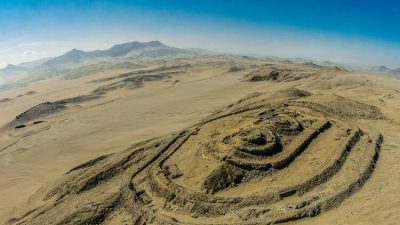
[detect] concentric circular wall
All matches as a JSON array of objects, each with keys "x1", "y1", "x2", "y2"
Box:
[{"x1": 11, "y1": 92, "x2": 384, "y2": 225}]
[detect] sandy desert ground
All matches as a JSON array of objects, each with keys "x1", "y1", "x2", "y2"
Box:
[{"x1": 1, "y1": 55, "x2": 400, "y2": 225}]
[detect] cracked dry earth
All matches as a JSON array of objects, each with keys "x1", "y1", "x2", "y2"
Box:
[{"x1": 9, "y1": 91, "x2": 385, "y2": 225}]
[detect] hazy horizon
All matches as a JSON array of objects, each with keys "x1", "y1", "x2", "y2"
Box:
[{"x1": 1, "y1": 1, "x2": 400, "y2": 69}]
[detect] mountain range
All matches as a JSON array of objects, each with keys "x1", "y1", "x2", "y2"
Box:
[
  {"x1": 0, "y1": 41, "x2": 194, "y2": 86},
  {"x1": 2, "y1": 41, "x2": 170, "y2": 72},
  {"x1": 41, "y1": 41, "x2": 167, "y2": 67},
  {"x1": 368, "y1": 65, "x2": 400, "y2": 74},
  {"x1": 1, "y1": 40, "x2": 400, "y2": 87}
]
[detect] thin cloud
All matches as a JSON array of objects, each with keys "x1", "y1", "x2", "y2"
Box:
[{"x1": 22, "y1": 50, "x2": 34, "y2": 56}]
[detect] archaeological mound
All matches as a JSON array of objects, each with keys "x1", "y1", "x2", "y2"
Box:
[{"x1": 11, "y1": 93, "x2": 383, "y2": 225}]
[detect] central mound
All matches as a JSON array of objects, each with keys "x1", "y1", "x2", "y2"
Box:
[{"x1": 10, "y1": 93, "x2": 383, "y2": 225}]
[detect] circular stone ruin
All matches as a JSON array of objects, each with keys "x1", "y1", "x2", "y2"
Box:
[
  {"x1": 13, "y1": 96, "x2": 383, "y2": 225},
  {"x1": 128, "y1": 100, "x2": 382, "y2": 224}
]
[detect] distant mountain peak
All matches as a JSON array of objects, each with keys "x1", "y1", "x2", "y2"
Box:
[
  {"x1": 5, "y1": 64, "x2": 18, "y2": 69},
  {"x1": 2, "y1": 64, "x2": 23, "y2": 73},
  {"x1": 146, "y1": 40, "x2": 165, "y2": 46},
  {"x1": 368, "y1": 65, "x2": 400, "y2": 74},
  {"x1": 370, "y1": 65, "x2": 393, "y2": 72},
  {"x1": 69, "y1": 48, "x2": 84, "y2": 53},
  {"x1": 376, "y1": 65, "x2": 390, "y2": 70},
  {"x1": 106, "y1": 41, "x2": 167, "y2": 57},
  {"x1": 41, "y1": 41, "x2": 168, "y2": 67},
  {"x1": 64, "y1": 49, "x2": 85, "y2": 57}
]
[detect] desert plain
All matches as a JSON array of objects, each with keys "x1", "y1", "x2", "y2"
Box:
[{"x1": 0, "y1": 43, "x2": 399, "y2": 225}]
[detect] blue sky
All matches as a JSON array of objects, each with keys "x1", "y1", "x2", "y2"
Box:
[{"x1": 1, "y1": 0, "x2": 400, "y2": 68}]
